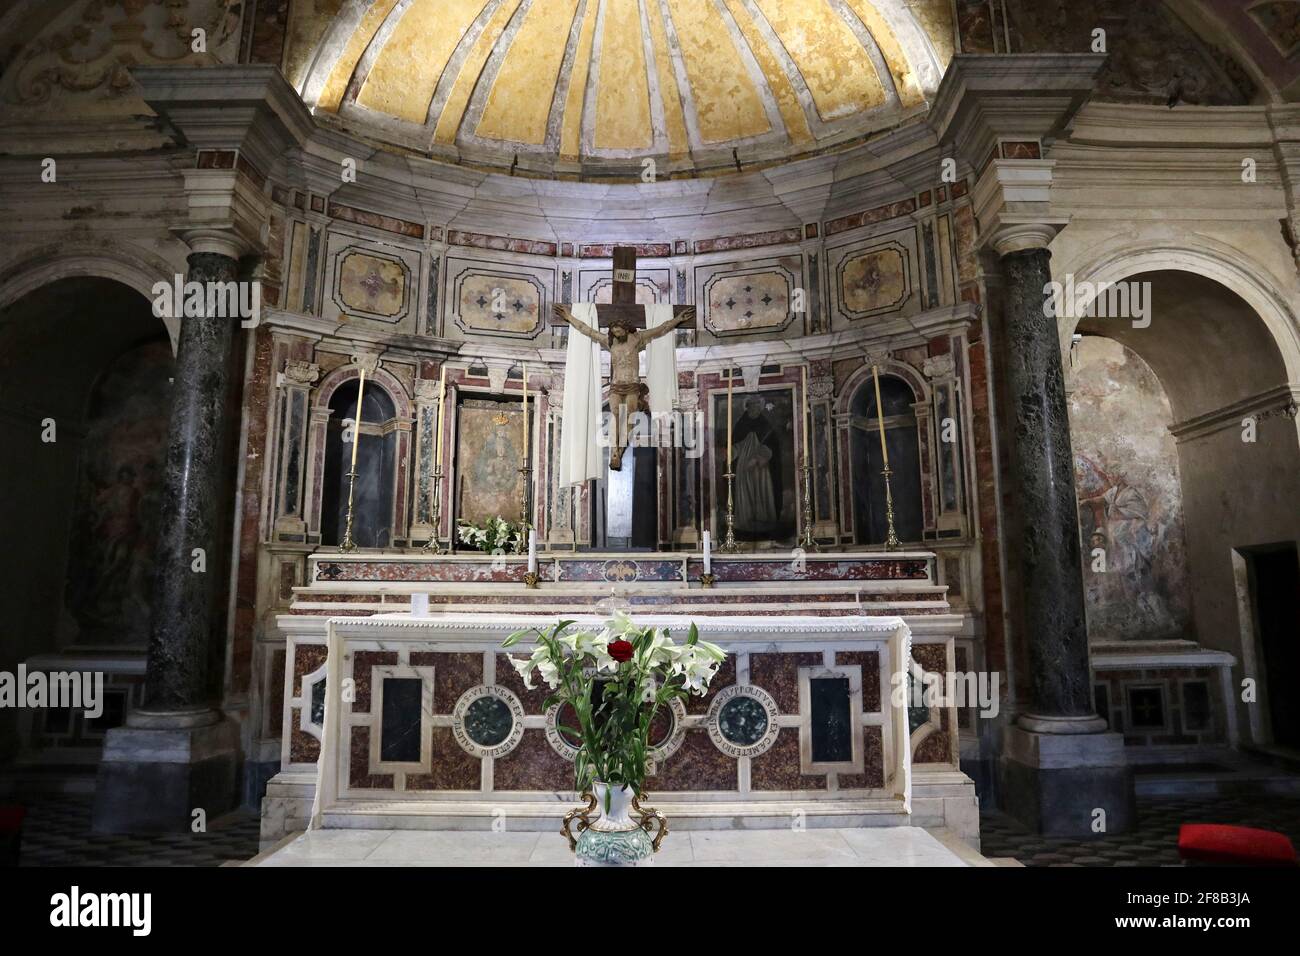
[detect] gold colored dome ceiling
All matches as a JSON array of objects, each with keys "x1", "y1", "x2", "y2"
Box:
[{"x1": 295, "y1": 0, "x2": 954, "y2": 177}]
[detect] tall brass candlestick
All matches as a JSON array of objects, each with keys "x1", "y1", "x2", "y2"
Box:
[
  {"x1": 339, "y1": 366, "x2": 367, "y2": 552},
  {"x1": 423, "y1": 367, "x2": 447, "y2": 554},
  {"x1": 720, "y1": 366, "x2": 738, "y2": 553},
  {"x1": 871, "y1": 364, "x2": 900, "y2": 551},
  {"x1": 800, "y1": 364, "x2": 817, "y2": 551}
]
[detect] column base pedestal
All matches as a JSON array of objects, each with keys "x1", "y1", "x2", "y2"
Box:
[
  {"x1": 92, "y1": 710, "x2": 240, "y2": 834},
  {"x1": 998, "y1": 724, "x2": 1135, "y2": 837}
]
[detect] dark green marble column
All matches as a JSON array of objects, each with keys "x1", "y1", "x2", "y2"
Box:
[
  {"x1": 995, "y1": 239, "x2": 1133, "y2": 837},
  {"x1": 1000, "y1": 246, "x2": 1099, "y2": 730},
  {"x1": 94, "y1": 247, "x2": 243, "y2": 833},
  {"x1": 145, "y1": 250, "x2": 238, "y2": 712}
]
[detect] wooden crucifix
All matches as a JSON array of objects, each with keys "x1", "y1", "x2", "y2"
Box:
[{"x1": 551, "y1": 246, "x2": 696, "y2": 470}]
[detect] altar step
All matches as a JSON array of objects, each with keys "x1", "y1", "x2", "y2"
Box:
[
  {"x1": 315, "y1": 797, "x2": 914, "y2": 832},
  {"x1": 287, "y1": 585, "x2": 955, "y2": 619}
]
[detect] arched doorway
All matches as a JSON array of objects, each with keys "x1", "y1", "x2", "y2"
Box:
[
  {"x1": 1066, "y1": 269, "x2": 1300, "y2": 749},
  {"x1": 320, "y1": 379, "x2": 398, "y2": 548},
  {"x1": 0, "y1": 277, "x2": 173, "y2": 756},
  {"x1": 849, "y1": 374, "x2": 924, "y2": 545}
]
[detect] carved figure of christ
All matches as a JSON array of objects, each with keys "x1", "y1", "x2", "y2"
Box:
[{"x1": 551, "y1": 247, "x2": 695, "y2": 470}]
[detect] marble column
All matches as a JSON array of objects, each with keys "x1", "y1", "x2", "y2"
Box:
[
  {"x1": 94, "y1": 241, "x2": 245, "y2": 833},
  {"x1": 992, "y1": 227, "x2": 1133, "y2": 836},
  {"x1": 145, "y1": 250, "x2": 238, "y2": 710},
  {"x1": 1000, "y1": 244, "x2": 1098, "y2": 730}
]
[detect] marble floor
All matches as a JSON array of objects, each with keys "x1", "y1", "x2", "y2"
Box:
[{"x1": 248, "y1": 825, "x2": 982, "y2": 867}]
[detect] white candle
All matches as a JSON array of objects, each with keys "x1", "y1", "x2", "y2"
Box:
[
  {"x1": 434, "y1": 365, "x2": 446, "y2": 470},
  {"x1": 350, "y1": 367, "x2": 366, "y2": 476},
  {"x1": 725, "y1": 367, "x2": 733, "y2": 468},
  {"x1": 702, "y1": 530, "x2": 712, "y2": 574},
  {"x1": 527, "y1": 528, "x2": 538, "y2": 574},
  {"x1": 410, "y1": 593, "x2": 430, "y2": 617}
]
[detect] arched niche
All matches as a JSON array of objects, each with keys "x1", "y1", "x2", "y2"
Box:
[
  {"x1": 844, "y1": 370, "x2": 926, "y2": 546},
  {"x1": 306, "y1": 363, "x2": 413, "y2": 548},
  {"x1": 0, "y1": 276, "x2": 172, "y2": 753},
  {"x1": 1064, "y1": 268, "x2": 1300, "y2": 749},
  {"x1": 318, "y1": 375, "x2": 400, "y2": 549}
]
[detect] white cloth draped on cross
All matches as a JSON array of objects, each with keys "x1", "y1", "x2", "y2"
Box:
[{"x1": 557, "y1": 302, "x2": 679, "y2": 485}]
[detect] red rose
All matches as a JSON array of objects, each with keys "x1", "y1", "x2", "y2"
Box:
[{"x1": 609, "y1": 639, "x2": 634, "y2": 663}]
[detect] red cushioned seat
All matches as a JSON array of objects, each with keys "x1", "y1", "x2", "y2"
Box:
[
  {"x1": 1178, "y1": 824, "x2": 1297, "y2": 866},
  {"x1": 0, "y1": 806, "x2": 24, "y2": 832}
]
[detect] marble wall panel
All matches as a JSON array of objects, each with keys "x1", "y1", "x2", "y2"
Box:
[
  {"x1": 750, "y1": 728, "x2": 825, "y2": 790},
  {"x1": 443, "y1": 254, "x2": 553, "y2": 341},
  {"x1": 826, "y1": 225, "x2": 919, "y2": 325},
  {"x1": 749, "y1": 652, "x2": 823, "y2": 714},
  {"x1": 493, "y1": 729, "x2": 574, "y2": 791},
  {"x1": 647, "y1": 729, "x2": 737, "y2": 791},
  {"x1": 320, "y1": 230, "x2": 422, "y2": 332},
  {"x1": 695, "y1": 255, "x2": 799, "y2": 339},
  {"x1": 405, "y1": 727, "x2": 481, "y2": 790}
]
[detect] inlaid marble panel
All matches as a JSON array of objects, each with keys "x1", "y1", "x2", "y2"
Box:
[
  {"x1": 750, "y1": 728, "x2": 825, "y2": 790},
  {"x1": 443, "y1": 255, "x2": 553, "y2": 341},
  {"x1": 647, "y1": 729, "x2": 737, "y2": 791},
  {"x1": 321, "y1": 232, "x2": 422, "y2": 331},
  {"x1": 696, "y1": 257, "x2": 799, "y2": 338}
]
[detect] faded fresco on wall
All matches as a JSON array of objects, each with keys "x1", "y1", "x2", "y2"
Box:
[
  {"x1": 713, "y1": 389, "x2": 796, "y2": 544},
  {"x1": 457, "y1": 399, "x2": 525, "y2": 524},
  {"x1": 60, "y1": 339, "x2": 174, "y2": 648},
  {"x1": 1068, "y1": 337, "x2": 1192, "y2": 642}
]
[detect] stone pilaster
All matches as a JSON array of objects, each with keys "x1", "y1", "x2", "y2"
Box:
[{"x1": 272, "y1": 359, "x2": 320, "y2": 540}]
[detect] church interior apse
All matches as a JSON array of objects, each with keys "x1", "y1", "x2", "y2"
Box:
[{"x1": 0, "y1": 0, "x2": 1299, "y2": 913}]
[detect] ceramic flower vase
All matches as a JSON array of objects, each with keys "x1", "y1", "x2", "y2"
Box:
[{"x1": 563, "y1": 782, "x2": 667, "y2": 866}]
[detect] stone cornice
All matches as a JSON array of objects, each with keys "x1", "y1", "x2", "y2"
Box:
[
  {"x1": 930, "y1": 54, "x2": 1108, "y2": 166},
  {"x1": 132, "y1": 65, "x2": 316, "y2": 183},
  {"x1": 258, "y1": 302, "x2": 979, "y2": 373},
  {"x1": 1169, "y1": 384, "x2": 1300, "y2": 443}
]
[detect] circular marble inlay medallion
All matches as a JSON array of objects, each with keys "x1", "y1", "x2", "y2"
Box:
[
  {"x1": 706, "y1": 685, "x2": 780, "y2": 757},
  {"x1": 545, "y1": 696, "x2": 688, "y2": 767},
  {"x1": 452, "y1": 685, "x2": 524, "y2": 757}
]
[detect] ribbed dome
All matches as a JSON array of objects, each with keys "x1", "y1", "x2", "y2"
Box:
[{"x1": 298, "y1": 0, "x2": 954, "y2": 178}]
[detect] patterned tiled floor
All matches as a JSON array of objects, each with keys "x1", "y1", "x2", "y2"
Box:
[
  {"x1": 980, "y1": 795, "x2": 1300, "y2": 866},
  {"x1": 10, "y1": 793, "x2": 1300, "y2": 867},
  {"x1": 12, "y1": 796, "x2": 261, "y2": 867}
]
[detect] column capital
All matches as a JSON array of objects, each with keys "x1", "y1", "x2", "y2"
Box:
[
  {"x1": 987, "y1": 221, "x2": 1067, "y2": 257},
  {"x1": 282, "y1": 360, "x2": 321, "y2": 387}
]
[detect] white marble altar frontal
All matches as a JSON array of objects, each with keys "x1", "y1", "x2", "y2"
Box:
[{"x1": 249, "y1": 825, "x2": 979, "y2": 867}]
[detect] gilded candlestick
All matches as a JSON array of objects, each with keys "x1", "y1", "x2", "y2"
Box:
[
  {"x1": 719, "y1": 471, "x2": 739, "y2": 552},
  {"x1": 421, "y1": 470, "x2": 445, "y2": 554},
  {"x1": 871, "y1": 364, "x2": 901, "y2": 551},
  {"x1": 882, "y1": 462, "x2": 901, "y2": 551},
  {"x1": 799, "y1": 456, "x2": 818, "y2": 551},
  {"x1": 516, "y1": 464, "x2": 532, "y2": 554},
  {"x1": 339, "y1": 366, "x2": 367, "y2": 553}
]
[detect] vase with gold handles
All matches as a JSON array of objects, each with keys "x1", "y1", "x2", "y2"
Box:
[{"x1": 562, "y1": 781, "x2": 667, "y2": 866}]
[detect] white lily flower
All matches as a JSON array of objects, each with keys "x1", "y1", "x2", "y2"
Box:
[
  {"x1": 536, "y1": 656, "x2": 561, "y2": 690},
  {"x1": 509, "y1": 654, "x2": 537, "y2": 690},
  {"x1": 694, "y1": 638, "x2": 726, "y2": 662}
]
